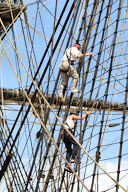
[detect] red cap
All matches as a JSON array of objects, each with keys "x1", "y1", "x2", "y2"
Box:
[{"x1": 73, "y1": 44, "x2": 81, "y2": 50}]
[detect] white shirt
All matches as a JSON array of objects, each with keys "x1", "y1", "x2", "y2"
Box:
[
  {"x1": 65, "y1": 117, "x2": 75, "y2": 131},
  {"x1": 62, "y1": 47, "x2": 81, "y2": 62}
]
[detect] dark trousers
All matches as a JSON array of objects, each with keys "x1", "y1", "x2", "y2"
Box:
[{"x1": 63, "y1": 130, "x2": 79, "y2": 165}]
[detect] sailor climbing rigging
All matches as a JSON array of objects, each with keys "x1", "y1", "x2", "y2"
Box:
[
  {"x1": 63, "y1": 110, "x2": 91, "y2": 173},
  {"x1": 59, "y1": 43, "x2": 93, "y2": 101}
]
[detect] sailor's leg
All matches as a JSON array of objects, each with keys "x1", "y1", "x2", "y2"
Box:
[
  {"x1": 59, "y1": 71, "x2": 68, "y2": 99},
  {"x1": 71, "y1": 143, "x2": 79, "y2": 161},
  {"x1": 63, "y1": 131, "x2": 73, "y2": 173},
  {"x1": 65, "y1": 143, "x2": 72, "y2": 163},
  {"x1": 68, "y1": 65, "x2": 79, "y2": 93},
  {"x1": 60, "y1": 84, "x2": 65, "y2": 97},
  {"x1": 73, "y1": 78, "x2": 77, "y2": 89},
  {"x1": 64, "y1": 131, "x2": 72, "y2": 163},
  {"x1": 65, "y1": 132, "x2": 80, "y2": 162}
]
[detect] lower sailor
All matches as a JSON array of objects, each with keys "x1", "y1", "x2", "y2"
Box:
[{"x1": 63, "y1": 111, "x2": 91, "y2": 173}]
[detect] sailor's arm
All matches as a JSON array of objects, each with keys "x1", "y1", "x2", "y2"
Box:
[
  {"x1": 71, "y1": 111, "x2": 91, "y2": 120},
  {"x1": 78, "y1": 52, "x2": 93, "y2": 58}
]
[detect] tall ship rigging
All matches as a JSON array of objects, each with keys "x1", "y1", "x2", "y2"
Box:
[{"x1": 0, "y1": 0, "x2": 128, "y2": 191}]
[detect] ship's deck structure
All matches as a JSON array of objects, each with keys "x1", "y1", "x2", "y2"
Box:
[{"x1": 0, "y1": 0, "x2": 128, "y2": 191}]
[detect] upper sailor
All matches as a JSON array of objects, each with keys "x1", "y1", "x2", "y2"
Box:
[{"x1": 59, "y1": 43, "x2": 93, "y2": 101}]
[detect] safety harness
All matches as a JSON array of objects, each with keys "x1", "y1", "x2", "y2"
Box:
[
  {"x1": 59, "y1": 48, "x2": 74, "y2": 73},
  {"x1": 65, "y1": 122, "x2": 74, "y2": 135},
  {"x1": 66, "y1": 48, "x2": 74, "y2": 65}
]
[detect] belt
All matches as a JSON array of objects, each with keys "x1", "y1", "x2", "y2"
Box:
[
  {"x1": 62, "y1": 60, "x2": 74, "y2": 65},
  {"x1": 59, "y1": 68, "x2": 68, "y2": 73}
]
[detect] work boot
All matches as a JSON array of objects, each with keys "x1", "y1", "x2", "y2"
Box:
[
  {"x1": 71, "y1": 158, "x2": 78, "y2": 163},
  {"x1": 71, "y1": 88, "x2": 79, "y2": 93}
]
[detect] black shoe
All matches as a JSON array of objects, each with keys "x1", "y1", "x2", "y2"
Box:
[{"x1": 36, "y1": 131, "x2": 41, "y2": 138}]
